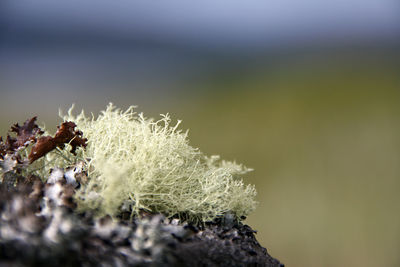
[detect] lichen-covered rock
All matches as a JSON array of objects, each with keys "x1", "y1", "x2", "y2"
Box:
[{"x1": 0, "y1": 174, "x2": 283, "y2": 267}]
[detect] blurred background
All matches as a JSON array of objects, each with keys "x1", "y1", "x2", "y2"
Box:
[{"x1": 1, "y1": 1, "x2": 399, "y2": 266}]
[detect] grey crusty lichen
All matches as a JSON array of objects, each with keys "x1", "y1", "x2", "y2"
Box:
[
  {"x1": 0, "y1": 178, "x2": 282, "y2": 266},
  {"x1": 58, "y1": 103, "x2": 257, "y2": 222}
]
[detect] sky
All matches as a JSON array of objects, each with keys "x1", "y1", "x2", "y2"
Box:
[
  {"x1": 1, "y1": 0, "x2": 399, "y2": 49},
  {"x1": 0, "y1": 0, "x2": 399, "y2": 122}
]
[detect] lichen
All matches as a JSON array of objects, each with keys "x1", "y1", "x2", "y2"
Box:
[{"x1": 53, "y1": 103, "x2": 257, "y2": 222}]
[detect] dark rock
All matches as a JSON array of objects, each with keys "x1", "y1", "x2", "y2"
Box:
[{"x1": 0, "y1": 176, "x2": 283, "y2": 267}]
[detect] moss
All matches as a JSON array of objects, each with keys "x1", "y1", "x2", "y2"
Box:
[{"x1": 54, "y1": 103, "x2": 256, "y2": 222}]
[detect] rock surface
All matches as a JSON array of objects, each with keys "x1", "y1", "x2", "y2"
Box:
[{"x1": 0, "y1": 173, "x2": 283, "y2": 267}]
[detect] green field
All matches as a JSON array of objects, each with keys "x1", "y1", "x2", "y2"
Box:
[
  {"x1": 1, "y1": 51, "x2": 399, "y2": 266},
  {"x1": 171, "y1": 54, "x2": 400, "y2": 266}
]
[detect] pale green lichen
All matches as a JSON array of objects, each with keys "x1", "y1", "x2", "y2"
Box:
[{"x1": 51, "y1": 103, "x2": 256, "y2": 222}]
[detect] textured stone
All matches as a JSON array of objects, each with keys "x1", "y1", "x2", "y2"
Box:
[{"x1": 0, "y1": 177, "x2": 283, "y2": 267}]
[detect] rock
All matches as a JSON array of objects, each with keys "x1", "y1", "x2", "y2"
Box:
[{"x1": 0, "y1": 177, "x2": 283, "y2": 267}]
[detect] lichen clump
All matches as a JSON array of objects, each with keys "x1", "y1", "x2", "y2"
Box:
[{"x1": 56, "y1": 103, "x2": 256, "y2": 222}]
